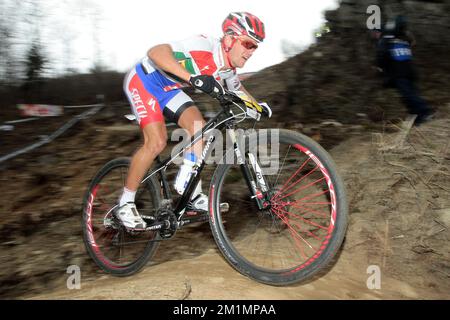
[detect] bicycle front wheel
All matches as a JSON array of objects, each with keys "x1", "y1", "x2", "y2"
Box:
[
  {"x1": 209, "y1": 129, "x2": 348, "y2": 285},
  {"x1": 82, "y1": 157, "x2": 161, "y2": 276}
]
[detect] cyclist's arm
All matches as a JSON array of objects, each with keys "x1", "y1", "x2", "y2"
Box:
[
  {"x1": 147, "y1": 44, "x2": 192, "y2": 82},
  {"x1": 238, "y1": 84, "x2": 271, "y2": 117},
  {"x1": 239, "y1": 84, "x2": 258, "y2": 104}
]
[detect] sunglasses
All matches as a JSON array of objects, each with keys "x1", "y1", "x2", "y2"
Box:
[{"x1": 239, "y1": 39, "x2": 258, "y2": 50}]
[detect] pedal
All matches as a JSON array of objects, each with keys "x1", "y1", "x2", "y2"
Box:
[
  {"x1": 103, "y1": 218, "x2": 115, "y2": 229},
  {"x1": 141, "y1": 215, "x2": 156, "y2": 221},
  {"x1": 220, "y1": 203, "x2": 229, "y2": 213}
]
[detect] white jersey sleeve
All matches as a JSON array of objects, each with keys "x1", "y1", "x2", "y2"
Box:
[{"x1": 224, "y1": 71, "x2": 242, "y2": 91}]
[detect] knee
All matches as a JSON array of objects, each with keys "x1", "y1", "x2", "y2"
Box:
[
  {"x1": 186, "y1": 120, "x2": 206, "y2": 136},
  {"x1": 178, "y1": 108, "x2": 205, "y2": 135},
  {"x1": 143, "y1": 136, "x2": 167, "y2": 156}
]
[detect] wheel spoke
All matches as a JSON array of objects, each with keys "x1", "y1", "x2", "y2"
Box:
[
  {"x1": 273, "y1": 166, "x2": 321, "y2": 200},
  {"x1": 211, "y1": 130, "x2": 347, "y2": 284},
  {"x1": 274, "y1": 206, "x2": 329, "y2": 231},
  {"x1": 274, "y1": 176, "x2": 326, "y2": 201},
  {"x1": 275, "y1": 157, "x2": 312, "y2": 196},
  {"x1": 277, "y1": 188, "x2": 329, "y2": 204},
  {"x1": 273, "y1": 145, "x2": 291, "y2": 186},
  {"x1": 271, "y1": 207, "x2": 316, "y2": 254},
  {"x1": 83, "y1": 160, "x2": 160, "y2": 273},
  {"x1": 284, "y1": 202, "x2": 330, "y2": 218}
]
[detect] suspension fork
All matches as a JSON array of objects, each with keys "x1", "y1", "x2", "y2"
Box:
[
  {"x1": 229, "y1": 129, "x2": 266, "y2": 210},
  {"x1": 247, "y1": 153, "x2": 269, "y2": 193}
]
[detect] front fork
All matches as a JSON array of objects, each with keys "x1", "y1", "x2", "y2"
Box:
[{"x1": 230, "y1": 129, "x2": 270, "y2": 210}]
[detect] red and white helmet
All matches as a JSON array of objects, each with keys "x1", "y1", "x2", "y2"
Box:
[{"x1": 222, "y1": 12, "x2": 265, "y2": 43}]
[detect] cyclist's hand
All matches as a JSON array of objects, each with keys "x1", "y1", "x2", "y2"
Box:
[
  {"x1": 243, "y1": 99, "x2": 272, "y2": 118},
  {"x1": 189, "y1": 75, "x2": 225, "y2": 98}
]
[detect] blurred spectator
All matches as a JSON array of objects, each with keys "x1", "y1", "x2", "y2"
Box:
[{"x1": 375, "y1": 15, "x2": 434, "y2": 125}]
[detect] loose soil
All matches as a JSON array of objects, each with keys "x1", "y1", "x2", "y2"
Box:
[{"x1": 0, "y1": 106, "x2": 449, "y2": 299}]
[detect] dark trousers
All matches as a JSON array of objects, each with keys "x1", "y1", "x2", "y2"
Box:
[{"x1": 393, "y1": 77, "x2": 431, "y2": 116}]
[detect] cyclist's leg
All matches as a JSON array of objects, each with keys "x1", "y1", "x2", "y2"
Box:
[
  {"x1": 177, "y1": 106, "x2": 205, "y2": 158},
  {"x1": 178, "y1": 107, "x2": 206, "y2": 205},
  {"x1": 119, "y1": 66, "x2": 168, "y2": 228},
  {"x1": 162, "y1": 90, "x2": 205, "y2": 158},
  {"x1": 123, "y1": 66, "x2": 169, "y2": 192},
  {"x1": 163, "y1": 91, "x2": 206, "y2": 204},
  {"x1": 126, "y1": 122, "x2": 167, "y2": 192}
]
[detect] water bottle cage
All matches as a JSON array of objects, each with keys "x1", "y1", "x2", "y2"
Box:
[{"x1": 174, "y1": 158, "x2": 197, "y2": 195}]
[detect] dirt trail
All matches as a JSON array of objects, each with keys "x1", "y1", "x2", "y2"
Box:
[
  {"x1": 28, "y1": 247, "x2": 429, "y2": 300},
  {"x1": 25, "y1": 113, "x2": 450, "y2": 300}
]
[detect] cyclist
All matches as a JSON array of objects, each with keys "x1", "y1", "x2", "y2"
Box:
[{"x1": 118, "y1": 12, "x2": 266, "y2": 230}]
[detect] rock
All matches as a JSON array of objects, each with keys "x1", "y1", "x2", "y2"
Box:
[
  {"x1": 289, "y1": 122, "x2": 304, "y2": 131},
  {"x1": 436, "y1": 208, "x2": 450, "y2": 228},
  {"x1": 61, "y1": 186, "x2": 72, "y2": 192},
  {"x1": 313, "y1": 52, "x2": 323, "y2": 58},
  {"x1": 2, "y1": 240, "x2": 22, "y2": 247},
  {"x1": 349, "y1": 125, "x2": 365, "y2": 131},
  {"x1": 303, "y1": 126, "x2": 320, "y2": 135},
  {"x1": 320, "y1": 120, "x2": 344, "y2": 127}
]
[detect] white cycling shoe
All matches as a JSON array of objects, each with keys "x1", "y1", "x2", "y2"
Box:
[
  {"x1": 190, "y1": 193, "x2": 209, "y2": 212},
  {"x1": 189, "y1": 193, "x2": 229, "y2": 213},
  {"x1": 116, "y1": 202, "x2": 147, "y2": 230}
]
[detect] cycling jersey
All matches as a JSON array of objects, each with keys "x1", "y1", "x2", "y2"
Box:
[
  {"x1": 143, "y1": 34, "x2": 242, "y2": 91},
  {"x1": 124, "y1": 34, "x2": 242, "y2": 128}
]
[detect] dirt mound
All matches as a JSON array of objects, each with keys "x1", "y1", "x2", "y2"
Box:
[
  {"x1": 332, "y1": 111, "x2": 450, "y2": 297},
  {"x1": 242, "y1": 0, "x2": 450, "y2": 126}
]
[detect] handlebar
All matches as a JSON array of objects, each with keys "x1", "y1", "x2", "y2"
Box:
[
  {"x1": 216, "y1": 89, "x2": 271, "y2": 118},
  {"x1": 216, "y1": 89, "x2": 242, "y2": 105}
]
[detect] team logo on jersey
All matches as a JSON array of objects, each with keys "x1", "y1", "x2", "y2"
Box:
[
  {"x1": 131, "y1": 88, "x2": 147, "y2": 118},
  {"x1": 148, "y1": 98, "x2": 157, "y2": 112}
]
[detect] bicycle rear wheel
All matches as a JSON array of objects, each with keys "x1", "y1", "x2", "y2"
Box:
[
  {"x1": 209, "y1": 129, "x2": 348, "y2": 285},
  {"x1": 82, "y1": 157, "x2": 161, "y2": 276}
]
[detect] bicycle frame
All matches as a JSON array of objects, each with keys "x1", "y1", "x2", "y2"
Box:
[
  {"x1": 84, "y1": 95, "x2": 348, "y2": 282},
  {"x1": 140, "y1": 101, "x2": 266, "y2": 223}
]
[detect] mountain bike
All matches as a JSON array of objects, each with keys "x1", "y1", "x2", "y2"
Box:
[{"x1": 82, "y1": 90, "x2": 348, "y2": 285}]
